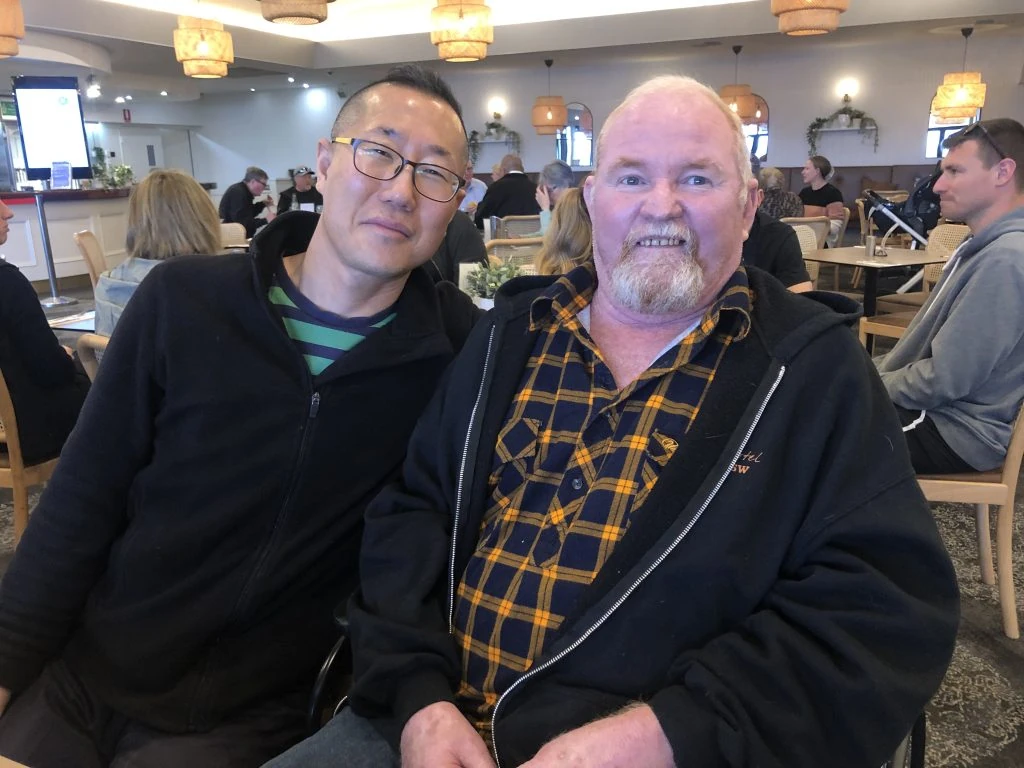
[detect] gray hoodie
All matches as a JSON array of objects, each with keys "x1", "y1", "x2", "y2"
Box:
[{"x1": 876, "y1": 205, "x2": 1024, "y2": 471}]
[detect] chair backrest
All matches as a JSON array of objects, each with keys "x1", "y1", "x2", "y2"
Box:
[
  {"x1": 220, "y1": 222, "x2": 247, "y2": 248},
  {"x1": 500, "y1": 215, "x2": 542, "y2": 239},
  {"x1": 485, "y1": 237, "x2": 543, "y2": 268},
  {"x1": 789, "y1": 224, "x2": 820, "y2": 285},
  {"x1": 76, "y1": 333, "x2": 110, "y2": 382},
  {"x1": 921, "y1": 223, "x2": 970, "y2": 288},
  {"x1": 0, "y1": 368, "x2": 25, "y2": 470},
  {"x1": 832, "y1": 206, "x2": 851, "y2": 247},
  {"x1": 780, "y1": 216, "x2": 829, "y2": 250},
  {"x1": 855, "y1": 198, "x2": 873, "y2": 244},
  {"x1": 73, "y1": 230, "x2": 106, "y2": 289}
]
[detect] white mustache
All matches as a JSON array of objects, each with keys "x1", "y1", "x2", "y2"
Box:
[{"x1": 623, "y1": 224, "x2": 695, "y2": 256}]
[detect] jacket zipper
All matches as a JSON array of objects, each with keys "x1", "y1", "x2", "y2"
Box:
[
  {"x1": 448, "y1": 325, "x2": 496, "y2": 631},
  {"x1": 487, "y1": 365, "x2": 787, "y2": 767}
]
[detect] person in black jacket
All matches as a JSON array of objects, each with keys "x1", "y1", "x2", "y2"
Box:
[
  {"x1": 0, "y1": 65, "x2": 480, "y2": 768},
  {"x1": 277, "y1": 165, "x2": 324, "y2": 214},
  {"x1": 267, "y1": 75, "x2": 958, "y2": 768},
  {"x1": 428, "y1": 210, "x2": 487, "y2": 284},
  {"x1": 0, "y1": 200, "x2": 90, "y2": 466},
  {"x1": 219, "y1": 166, "x2": 276, "y2": 238},
  {"x1": 473, "y1": 154, "x2": 541, "y2": 228}
]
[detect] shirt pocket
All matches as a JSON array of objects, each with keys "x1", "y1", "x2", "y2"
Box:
[
  {"x1": 634, "y1": 429, "x2": 678, "y2": 511},
  {"x1": 486, "y1": 417, "x2": 541, "y2": 522}
]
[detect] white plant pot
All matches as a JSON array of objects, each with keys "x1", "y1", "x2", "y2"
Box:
[
  {"x1": 473, "y1": 297, "x2": 495, "y2": 310},
  {"x1": 835, "y1": 113, "x2": 852, "y2": 129},
  {"x1": 850, "y1": 117, "x2": 862, "y2": 129}
]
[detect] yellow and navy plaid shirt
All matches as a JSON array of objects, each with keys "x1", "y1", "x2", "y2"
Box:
[{"x1": 452, "y1": 262, "x2": 753, "y2": 739}]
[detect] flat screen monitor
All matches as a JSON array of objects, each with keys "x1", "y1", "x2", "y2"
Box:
[{"x1": 13, "y1": 75, "x2": 91, "y2": 181}]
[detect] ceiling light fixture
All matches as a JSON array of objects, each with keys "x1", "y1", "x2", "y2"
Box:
[
  {"x1": 115, "y1": 96, "x2": 125, "y2": 104},
  {"x1": 160, "y1": 90, "x2": 168, "y2": 96},
  {"x1": 0, "y1": 0, "x2": 24, "y2": 59},
  {"x1": 86, "y1": 75, "x2": 102, "y2": 99},
  {"x1": 718, "y1": 45, "x2": 756, "y2": 121},
  {"x1": 532, "y1": 59, "x2": 568, "y2": 136},
  {"x1": 302, "y1": 82, "x2": 310, "y2": 88},
  {"x1": 932, "y1": 28, "x2": 986, "y2": 119},
  {"x1": 287, "y1": 76, "x2": 295, "y2": 83},
  {"x1": 174, "y1": 16, "x2": 234, "y2": 78},
  {"x1": 431, "y1": 0, "x2": 493, "y2": 63},
  {"x1": 260, "y1": 0, "x2": 335, "y2": 25},
  {"x1": 771, "y1": 0, "x2": 848, "y2": 36}
]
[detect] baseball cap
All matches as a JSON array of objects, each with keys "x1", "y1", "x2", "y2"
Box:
[{"x1": 292, "y1": 166, "x2": 315, "y2": 178}]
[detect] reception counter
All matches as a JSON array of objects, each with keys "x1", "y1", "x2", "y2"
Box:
[{"x1": 0, "y1": 189, "x2": 130, "y2": 285}]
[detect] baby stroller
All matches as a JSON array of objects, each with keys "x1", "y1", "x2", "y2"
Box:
[{"x1": 864, "y1": 167, "x2": 943, "y2": 249}]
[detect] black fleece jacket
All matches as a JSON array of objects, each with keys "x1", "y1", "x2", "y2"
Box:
[
  {"x1": 0, "y1": 211, "x2": 481, "y2": 733},
  {"x1": 347, "y1": 267, "x2": 960, "y2": 768}
]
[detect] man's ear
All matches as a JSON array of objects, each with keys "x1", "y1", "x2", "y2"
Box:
[
  {"x1": 995, "y1": 157, "x2": 1018, "y2": 189},
  {"x1": 583, "y1": 175, "x2": 595, "y2": 211},
  {"x1": 315, "y1": 138, "x2": 333, "y2": 182}
]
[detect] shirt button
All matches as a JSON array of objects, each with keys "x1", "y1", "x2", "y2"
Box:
[{"x1": 571, "y1": 477, "x2": 584, "y2": 491}]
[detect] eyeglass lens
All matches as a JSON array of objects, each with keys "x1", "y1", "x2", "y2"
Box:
[{"x1": 352, "y1": 140, "x2": 460, "y2": 202}]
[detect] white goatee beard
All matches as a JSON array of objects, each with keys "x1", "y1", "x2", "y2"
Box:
[{"x1": 606, "y1": 226, "x2": 705, "y2": 315}]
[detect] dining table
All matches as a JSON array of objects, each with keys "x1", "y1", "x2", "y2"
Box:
[{"x1": 804, "y1": 246, "x2": 946, "y2": 317}]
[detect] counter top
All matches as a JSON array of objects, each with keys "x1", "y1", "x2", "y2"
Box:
[{"x1": 0, "y1": 188, "x2": 132, "y2": 204}]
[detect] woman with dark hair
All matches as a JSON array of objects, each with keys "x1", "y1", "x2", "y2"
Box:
[
  {"x1": 799, "y1": 155, "x2": 845, "y2": 245},
  {"x1": 0, "y1": 200, "x2": 90, "y2": 464}
]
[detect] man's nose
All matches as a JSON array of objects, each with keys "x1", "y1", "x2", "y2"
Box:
[
  {"x1": 381, "y1": 164, "x2": 417, "y2": 206},
  {"x1": 640, "y1": 180, "x2": 682, "y2": 218}
]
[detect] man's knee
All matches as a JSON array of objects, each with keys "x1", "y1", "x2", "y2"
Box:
[{"x1": 262, "y1": 709, "x2": 398, "y2": 768}]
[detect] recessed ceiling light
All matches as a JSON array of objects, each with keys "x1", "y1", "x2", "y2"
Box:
[
  {"x1": 125, "y1": 95, "x2": 133, "y2": 101},
  {"x1": 250, "y1": 87, "x2": 256, "y2": 92},
  {"x1": 115, "y1": 96, "x2": 125, "y2": 104},
  {"x1": 287, "y1": 76, "x2": 295, "y2": 83},
  {"x1": 160, "y1": 90, "x2": 168, "y2": 96},
  {"x1": 302, "y1": 83, "x2": 310, "y2": 89}
]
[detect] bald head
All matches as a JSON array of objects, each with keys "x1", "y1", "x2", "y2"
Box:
[{"x1": 499, "y1": 154, "x2": 525, "y2": 173}]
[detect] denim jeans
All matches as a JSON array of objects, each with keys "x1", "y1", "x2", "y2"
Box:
[{"x1": 262, "y1": 708, "x2": 399, "y2": 768}]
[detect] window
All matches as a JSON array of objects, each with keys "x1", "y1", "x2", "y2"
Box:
[
  {"x1": 743, "y1": 95, "x2": 769, "y2": 161},
  {"x1": 926, "y1": 110, "x2": 978, "y2": 158},
  {"x1": 556, "y1": 103, "x2": 594, "y2": 168}
]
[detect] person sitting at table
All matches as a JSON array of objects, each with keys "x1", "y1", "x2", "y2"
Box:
[
  {"x1": 428, "y1": 210, "x2": 487, "y2": 284},
  {"x1": 742, "y1": 166, "x2": 812, "y2": 292},
  {"x1": 0, "y1": 199, "x2": 90, "y2": 465},
  {"x1": 220, "y1": 166, "x2": 276, "y2": 238},
  {"x1": 458, "y1": 164, "x2": 488, "y2": 216},
  {"x1": 534, "y1": 187, "x2": 592, "y2": 275},
  {"x1": 876, "y1": 118, "x2": 1024, "y2": 474},
  {"x1": 94, "y1": 170, "x2": 222, "y2": 336},
  {"x1": 799, "y1": 155, "x2": 844, "y2": 245},
  {"x1": 473, "y1": 154, "x2": 541, "y2": 228},
  {"x1": 277, "y1": 165, "x2": 324, "y2": 214},
  {"x1": 758, "y1": 166, "x2": 804, "y2": 220},
  {"x1": 534, "y1": 159, "x2": 576, "y2": 234}
]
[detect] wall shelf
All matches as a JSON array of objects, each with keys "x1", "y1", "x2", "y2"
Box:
[{"x1": 816, "y1": 126, "x2": 876, "y2": 133}]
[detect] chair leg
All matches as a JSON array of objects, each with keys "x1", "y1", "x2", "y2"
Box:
[
  {"x1": 12, "y1": 482, "x2": 29, "y2": 545},
  {"x1": 975, "y1": 503, "x2": 995, "y2": 585},
  {"x1": 851, "y1": 267, "x2": 863, "y2": 289},
  {"x1": 994, "y1": 503, "x2": 1020, "y2": 639},
  {"x1": 858, "y1": 320, "x2": 868, "y2": 348}
]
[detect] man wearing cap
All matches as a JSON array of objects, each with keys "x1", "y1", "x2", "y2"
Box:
[
  {"x1": 220, "y1": 166, "x2": 277, "y2": 238},
  {"x1": 278, "y1": 166, "x2": 324, "y2": 214}
]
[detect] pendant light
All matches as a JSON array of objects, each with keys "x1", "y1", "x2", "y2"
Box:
[
  {"x1": 931, "y1": 28, "x2": 986, "y2": 118},
  {"x1": 174, "y1": 16, "x2": 234, "y2": 79},
  {"x1": 260, "y1": 0, "x2": 336, "y2": 25},
  {"x1": 718, "y1": 46, "x2": 756, "y2": 120},
  {"x1": 0, "y1": 0, "x2": 24, "y2": 59},
  {"x1": 770, "y1": 0, "x2": 849, "y2": 36},
  {"x1": 532, "y1": 59, "x2": 568, "y2": 135},
  {"x1": 431, "y1": 0, "x2": 493, "y2": 63}
]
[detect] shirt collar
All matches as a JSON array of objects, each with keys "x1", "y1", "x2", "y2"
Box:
[{"x1": 529, "y1": 261, "x2": 753, "y2": 342}]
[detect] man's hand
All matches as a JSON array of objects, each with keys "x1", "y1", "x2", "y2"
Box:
[
  {"x1": 520, "y1": 704, "x2": 674, "y2": 768},
  {"x1": 0, "y1": 686, "x2": 10, "y2": 717},
  {"x1": 401, "y1": 701, "x2": 495, "y2": 768},
  {"x1": 535, "y1": 185, "x2": 551, "y2": 212}
]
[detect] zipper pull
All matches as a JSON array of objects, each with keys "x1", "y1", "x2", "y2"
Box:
[{"x1": 309, "y1": 391, "x2": 320, "y2": 419}]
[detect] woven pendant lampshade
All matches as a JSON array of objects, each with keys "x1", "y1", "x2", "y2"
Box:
[
  {"x1": 260, "y1": 0, "x2": 335, "y2": 25},
  {"x1": 0, "y1": 0, "x2": 25, "y2": 59},
  {"x1": 931, "y1": 96, "x2": 976, "y2": 123},
  {"x1": 174, "y1": 17, "x2": 234, "y2": 79},
  {"x1": 770, "y1": 0, "x2": 849, "y2": 36},
  {"x1": 718, "y1": 46, "x2": 757, "y2": 120},
  {"x1": 532, "y1": 59, "x2": 568, "y2": 135},
  {"x1": 932, "y1": 30, "x2": 986, "y2": 116},
  {"x1": 431, "y1": 0, "x2": 493, "y2": 63}
]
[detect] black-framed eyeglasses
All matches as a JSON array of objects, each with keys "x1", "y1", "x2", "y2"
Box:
[
  {"x1": 331, "y1": 137, "x2": 465, "y2": 203},
  {"x1": 960, "y1": 122, "x2": 1007, "y2": 160}
]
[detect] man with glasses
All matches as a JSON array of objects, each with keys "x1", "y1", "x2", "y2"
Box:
[
  {"x1": 877, "y1": 118, "x2": 1024, "y2": 473},
  {"x1": 219, "y1": 165, "x2": 277, "y2": 238},
  {"x1": 267, "y1": 75, "x2": 957, "y2": 768},
  {"x1": 0, "y1": 65, "x2": 479, "y2": 767}
]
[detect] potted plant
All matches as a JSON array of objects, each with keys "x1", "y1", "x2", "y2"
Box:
[
  {"x1": 466, "y1": 261, "x2": 523, "y2": 309},
  {"x1": 468, "y1": 130, "x2": 481, "y2": 164},
  {"x1": 110, "y1": 164, "x2": 135, "y2": 188}
]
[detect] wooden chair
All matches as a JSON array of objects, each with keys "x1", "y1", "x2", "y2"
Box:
[
  {"x1": 485, "y1": 237, "x2": 543, "y2": 269},
  {"x1": 857, "y1": 310, "x2": 916, "y2": 348},
  {"x1": 73, "y1": 230, "x2": 106, "y2": 290},
  {"x1": 219, "y1": 222, "x2": 247, "y2": 249},
  {"x1": 498, "y1": 215, "x2": 541, "y2": 239},
  {"x1": 790, "y1": 224, "x2": 820, "y2": 287},
  {"x1": 76, "y1": 333, "x2": 110, "y2": 382},
  {"x1": 918, "y1": 401, "x2": 1024, "y2": 639},
  {"x1": 874, "y1": 223, "x2": 969, "y2": 314},
  {"x1": 0, "y1": 369, "x2": 60, "y2": 545},
  {"x1": 780, "y1": 216, "x2": 829, "y2": 250}
]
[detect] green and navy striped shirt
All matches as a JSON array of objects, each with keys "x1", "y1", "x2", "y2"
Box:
[{"x1": 268, "y1": 264, "x2": 396, "y2": 375}]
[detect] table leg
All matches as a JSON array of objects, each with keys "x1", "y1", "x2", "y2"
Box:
[
  {"x1": 863, "y1": 269, "x2": 878, "y2": 317},
  {"x1": 35, "y1": 195, "x2": 77, "y2": 308}
]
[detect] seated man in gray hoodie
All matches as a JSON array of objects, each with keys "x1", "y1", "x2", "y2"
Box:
[{"x1": 876, "y1": 118, "x2": 1024, "y2": 473}]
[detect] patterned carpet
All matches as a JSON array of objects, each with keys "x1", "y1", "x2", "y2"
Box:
[{"x1": 0, "y1": 487, "x2": 1022, "y2": 765}]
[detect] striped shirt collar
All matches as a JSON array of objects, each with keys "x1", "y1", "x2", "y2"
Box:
[{"x1": 529, "y1": 261, "x2": 753, "y2": 343}]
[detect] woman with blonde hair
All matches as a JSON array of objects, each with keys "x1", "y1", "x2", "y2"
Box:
[
  {"x1": 95, "y1": 169, "x2": 222, "y2": 335},
  {"x1": 534, "y1": 187, "x2": 593, "y2": 276}
]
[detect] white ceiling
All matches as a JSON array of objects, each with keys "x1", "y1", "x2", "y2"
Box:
[{"x1": 6, "y1": 0, "x2": 1023, "y2": 104}]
